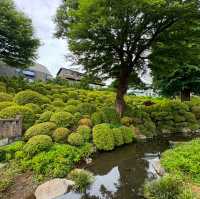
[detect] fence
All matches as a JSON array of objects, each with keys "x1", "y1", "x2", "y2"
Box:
[{"x1": 0, "y1": 116, "x2": 22, "y2": 141}]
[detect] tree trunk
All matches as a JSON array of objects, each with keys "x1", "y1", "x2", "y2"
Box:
[
  {"x1": 181, "y1": 88, "x2": 191, "y2": 102},
  {"x1": 116, "y1": 67, "x2": 130, "y2": 117}
]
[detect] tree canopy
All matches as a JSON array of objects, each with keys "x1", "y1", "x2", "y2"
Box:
[
  {"x1": 0, "y1": 0, "x2": 40, "y2": 68},
  {"x1": 55, "y1": 0, "x2": 200, "y2": 115}
]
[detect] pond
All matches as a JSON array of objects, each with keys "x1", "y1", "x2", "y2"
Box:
[{"x1": 58, "y1": 135, "x2": 192, "y2": 199}]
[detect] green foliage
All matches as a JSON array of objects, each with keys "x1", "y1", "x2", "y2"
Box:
[
  {"x1": 23, "y1": 135, "x2": 53, "y2": 157},
  {"x1": 24, "y1": 122, "x2": 57, "y2": 140},
  {"x1": 161, "y1": 139, "x2": 200, "y2": 185},
  {"x1": 91, "y1": 112, "x2": 103, "y2": 125},
  {"x1": 120, "y1": 126, "x2": 135, "y2": 144},
  {"x1": 68, "y1": 169, "x2": 94, "y2": 192},
  {"x1": 93, "y1": 124, "x2": 115, "y2": 151},
  {"x1": 121, "y1": 117, "x2": 133, "y2": 126},
  {"x1": 0, "y1": 92, "x2": 13, "y2": 102},
  {"x1": 64, "y1": 105, "x2": 78, "y2": 113},
  {"x1": 36, "y1": 111, "x2": 53, "y2": 123},
  {"x1": 14, "y1": 90, "x2": 50, "y2": 106},
  {"x1": 25, "y1": 103, "x2": 42, "y2": 114},
  {"x1": 53, "y1": 128, "x2": 70, "y2": 143},
  {"x1": 144, "y1": 174, "x2": 194, "y2": 199},
  {"x1": 77, "y1": 125, "x2": 91, "y2": 142},
  {"x1": 101, "y1": 107, "x2": 120, "y2": 124},
  {"x1": 79, "y1": 118, "x2": 92, "y2": 127},
  {"x1": 51, "y1": 99, "x2": 65, "y2": 107},
  {"x1": 50, "y1": 111, "x2": 75, "y2": 128},
  {"x1": 68, "y1": 133, "x2": 84, "y2": 146},
  {"x1": 0, "y1": 0, "x2": 39, "y2": 67},
  {"x1": 0, "y1": 101, "x2": 16, "y2": 111},
  {"x1": 112, "y1": 128, "x2": 124, "y2": 147},
  {"x1": 77, "y1": 103, "x2": 96, "y2": 115},
  {"x1": 0, "y1": 105, "x2": 35, "y2": 130}
]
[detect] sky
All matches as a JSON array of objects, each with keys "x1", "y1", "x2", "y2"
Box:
[{"x1": 14, "y1": 0, "x2": 76, "y2": 77}]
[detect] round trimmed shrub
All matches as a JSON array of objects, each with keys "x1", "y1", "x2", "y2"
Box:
[
  {"x1": 51, "y1": 100, "x2": 65, "y2": 107},
  {"x1": 120, "y1": 126, "x2": 135, "y2": 144},
  {"x1": 0, "y1": 101, "x2": 16, "y2": 111},
  {"x1": 191, "y1": 106, "x2": 200, "y2": 119},
  {"x1": 77, "y1": 125, "x2": 91, "y2": 142},
  {"x1": 53, "y1": 128, "x2": 70, "y2": 143},
  {"x1": 121, "y1": 117, "x2": 133, "y2": 126},
  {"x1": 112, "y1": 128, "x2": 124, "y2": 147},
  {"x1": 77, "y1": 103, "x2": 96, "y2": 115},
  {"x1": 50, "y1": 111, "x2": 75, "y2": 128},
  {"x1": 64, "y1": 105, "x2": 78, "y2": 114},
  {"x1": 91, "y1": 112, "x2": 103, "y2": 125},
  {"x1": 23, "y1": 135, "x2": 53, "y2": 157},
  {"x1": 0, "y1": 105, "x2": 35, "y2": 130},
  {"x1": 78, "y1": 118, "x2": 92, "y2": 127},
  {"x1": 0, "y1": 92, "x2": 12, "y2": 102},
  {"x1": 66, "y1": 99, "x2": 80, "y2": 106},
  {"x1": 24, "y1": 122, "x2": 57, "y2": 140},
  {"x1": 14, "y1": 90, "x2": 50, "y2": 105},
  {"x1": 36, "y1": 111, "x2": 53, "y2": 123},
  {"x1": 25, "y1": 103, "x2": 42, "y2": 114},
  {"x1": 101, "y1": 107, "x2": 120, "y2": 124},
  {"x1": 93, "y1": 123, "x2": 115, "y2": 151},
  {"x1": 68, "y1": 133, "x2": 84, "y2": 146}
]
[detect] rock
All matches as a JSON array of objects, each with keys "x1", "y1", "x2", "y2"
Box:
[
  {"x1": 35, "y1": 178, "x2": 75, "y2": 199},
  {"x1": 85, "y1": 157, "x2": 92, "y2": 164},
  {"x1": 152, "y1": 159, "x2": 165, "y2": 177}
]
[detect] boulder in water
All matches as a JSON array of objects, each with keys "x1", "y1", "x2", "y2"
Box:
[{"x1": 35, "y1": 178, "x2": 75, "y2": 199}]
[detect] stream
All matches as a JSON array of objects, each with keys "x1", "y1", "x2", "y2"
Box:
[{"x1": 58, "y1": 135, "x2": 193, "y2": 199}]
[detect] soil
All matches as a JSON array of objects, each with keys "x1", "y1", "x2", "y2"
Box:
[{"x1": 0, "y1": 171, "x2": 36, "y2": 199}]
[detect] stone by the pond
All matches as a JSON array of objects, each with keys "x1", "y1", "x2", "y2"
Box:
[
  {"x1": 152, "y1": 159, "x2": 165, "y2": 177},
  {"x1": 35, "y1": 178, "x2": 75, "y2": 199}
]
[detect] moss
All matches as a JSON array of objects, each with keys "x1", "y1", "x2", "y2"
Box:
[
  {"x1": 50, "y1": 111, "x2": 75, "y2": 128},
  {"x1": 24, "y1": 122, "x2": 57, "y2": 140},
  {"x1": 93, "y1": 123, "x2": 115, "y2": 151},
  {"x1": 53, "y1": 128, "x2": 70, "y2": 143},
  {"x1": 23, "y1": 135, "x2": 53, "y2": 157}
]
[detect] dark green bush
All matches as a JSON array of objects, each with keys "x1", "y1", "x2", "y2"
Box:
[
  {"x1": 101, "y1": 107, "x2": 120, "y2": 124},
  {"x1": 53, "y1": 128, "x2": 70, "y2": 143},
  {"x1": 64, "y1": 105, "x2": 78, "y2": 114},
  {"x1": 50, "y1": 111, "x2": 75, "y2": 128},
  {"x1": 36, "y1": 111, "x2": 53, "y2": 123},
  {"x1": 66, "y1": 99, "x2": 80, "y2": 106},
  {"x1": 68, "y1": 133, "x2": 84, "y2": 146},
  {"x1": 51, "y1": 99, "x2": 65, "y2": 107},
  {"x1": 0, "y1": 92, "x2": 12, "y2": 102},
  {"x1": 77, "y1": 125, "x2": 91, "y2": 142},
  {"x1": 24, "y1": 122, "x2": 57, "y2": 140},
  {"x1": 14, "y1": 90, "x2": 50, "y2": 105},
  {"x1": 23, "y1": 135, "x2": 53, "y2": 157},
  {"x1": 25, "y1": 103, "x2": 42, "y2": 114},
  {"x1": 121, "y1": 117, "x2": 133, "y2": 126},
  {"x1": 0, "y1": 105, "x2": 35, "y2": 130},
  {"x1": 77, "y1": 103, "x2": 96, "y2": 115},
  {"x1": 93, "y1": 123, "x2": 115, "y2": 151},
  {"x1": 144, "y1": 174, "x2": 194, "y2": 199},
  {"x1": 112, "y1": 128, "x2": 124, "y2": 147}
]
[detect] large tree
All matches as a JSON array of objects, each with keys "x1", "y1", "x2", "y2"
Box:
[
  {"x1": 150, "y1": 15, "x2": 200, "y2": 101},
  {"x1": 55, "y1": 0, "x2": 199, "y2": 115},
  {"x1": 0, "y1": 0, "x2": 40, "y2": 68}
]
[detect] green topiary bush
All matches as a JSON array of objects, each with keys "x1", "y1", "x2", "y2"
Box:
[
  {"x1": 121, "y1": 117, "x2": 133, "y2": 126},
  {"x1": 66, "y1": 99, "x2": 80, "y2": 106},
  {"x1": 24, "y1": 122, "x2": 57, "y2": 140},
  {"x1": 68, "y1": 133, "x2": 84, "y2": 146},
  {"x1": 0, "y1": 92, "x2": 12, "y2": 102},
  {"x1": 144, "y1": 174, "x2": 194, "y2": 199},
  {"x1": 77, "y1": 125, "x2": 91, "y2": 142},
  {"x1": 77, "y1": 103, "x2": 96, "y2": 115},
  {"x1": 64, "y1": 105, "x2": 78, "y2": 114},
  {"x1": 36, "y1": 111, "x2": 53, "y2": 123},
  {"x1": 25, "y1": 103, "x2": 42, "y2": 114},
  {"x1": 50, "y1": 111, "x2": 75, "y2": 128},
  {"x1": 91, "y1": 112, "x2": 103, "y2": 125},
  {"x1": 51, "y1": 99, "x2": 65, "y2": 107},
  {"x1": 14, "y1": 90, "x2": 50, "y2": 105},
  {"x1": 101, "y1": 107, "x2": 120, "y2": 124},
  {"x1": 23, "y1": 135, "x2": 53, "y2": 157},
  {"x1": 68, "y1": 169, "x2": 94, "y2": 192},
  {"x1": 93, "y1": 123, "x2": 115, "y2": 151},
  {"x1": 78, "y1": 118, "x2": 92, "y2": 127},
  {"x1": 120, "y1": 126, "x2": 135, "y2": 144},
  {"x1": 191, "y1": 106, "x2": 200, "y2": 120},
  {"x1": 53, "y1": 128, "x2": 70, "y2": 143},
  {"x1": 0, "y1": 105, "x2": 35, "y2": 130},
  {"x1": 112, "y1": 128, "x2": 124, "y2": 147},
  {"x1": 0, "y1": 101, "x2": 16, "y2": 111}
]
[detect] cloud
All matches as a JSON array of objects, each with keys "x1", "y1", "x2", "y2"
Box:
[{"x1": 14, "y1": 0, "x2": 73, "y2": 76}]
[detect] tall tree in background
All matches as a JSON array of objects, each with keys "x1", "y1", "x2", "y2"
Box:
[
  {"x1": 55, "y1": 0, "x2": 199, "y2": 115},
  {"x1": 0, "y1": 0, "x2": 40, "y2": 68},
  {"x1": 150, "y1": 15, "x2": 200, "y2": 101}
]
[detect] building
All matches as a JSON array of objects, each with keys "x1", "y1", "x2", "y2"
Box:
[
  {"x1": 0, "y1": 62, "x2": 53, "y2": 81},
  {"x1": 57, "y1": 67, "x2": 105, "y2": 88}
]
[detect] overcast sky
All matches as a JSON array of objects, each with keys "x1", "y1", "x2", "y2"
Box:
[{"x1": 14, "y1": 0, "x2": 76, "y2": 77}]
